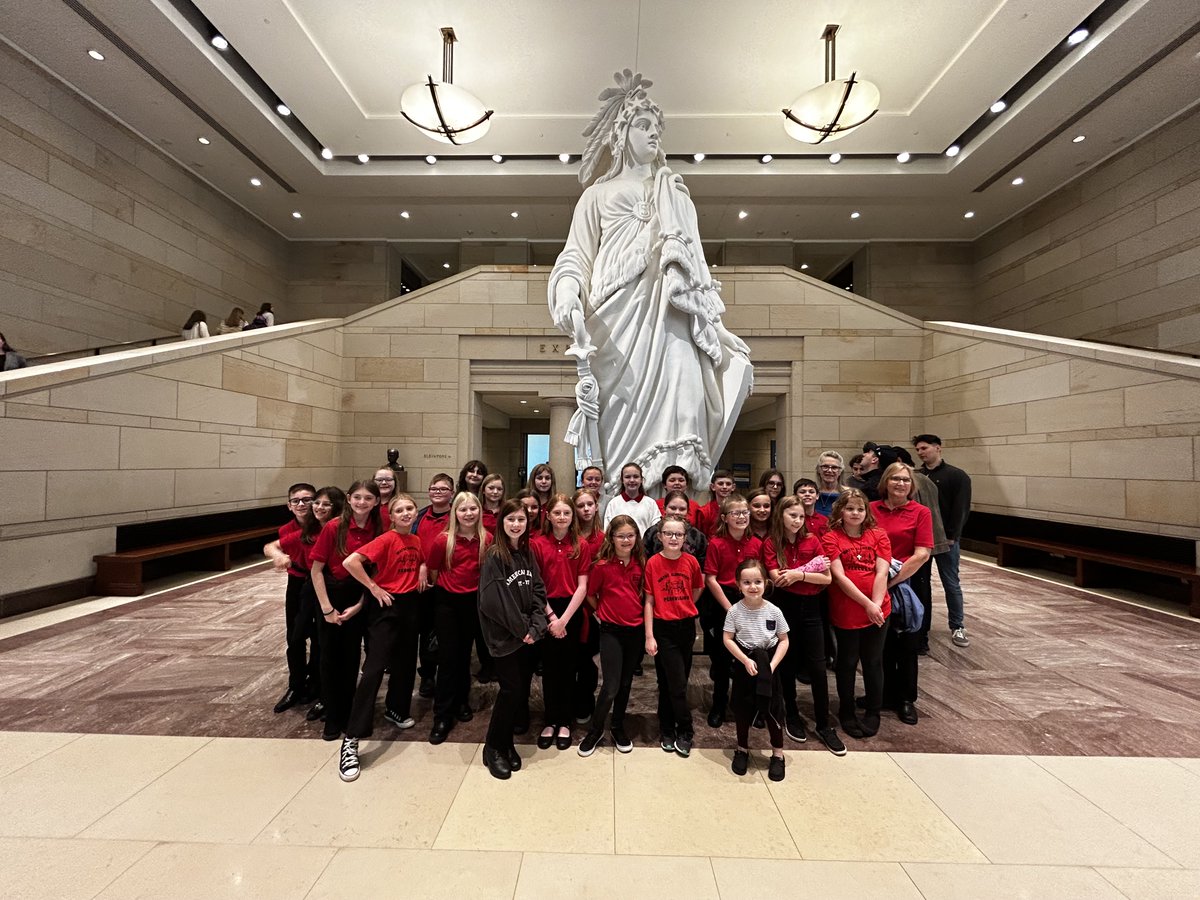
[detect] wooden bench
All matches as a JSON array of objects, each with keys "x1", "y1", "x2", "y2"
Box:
[
  {"x1": 93, "y1": 525, "x2": 279, "y2": 596},
  {"x1": 996, "y1": 536, "x2": 1200, "y2": 618}
]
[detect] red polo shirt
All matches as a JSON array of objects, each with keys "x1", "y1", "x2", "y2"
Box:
[
  {"x1": 589, "y1": 558, "x2": 645, "y2": 627},
  {"x1": 704, "y1": 533, "x2": 763, "y2": 587},
  {"x1": 645, "y1": 552, "x2": 702, "y2": 620},
  {"x1": 805, "y1": 511, "x2": 829, "y2": 540},
  {"x1": 695, "y1": 500, "x2": 721, "y2": 538},
  {"x1": 425, "y1": 531, "x2": 490, "y2": 594},
  {"x1": 416, "y1": 506, "x2": 451, "y2": 545},
  {"x1": 655, "y1": 496, "x2": 700, "y2": 525},
  {"x1": 310, "y1": 517, "x2": 379, "y2": 581},
  {"x1": 277, "y1": 519, "x2": 310, "y2": 578},
  {"x1": 869, "y1": 500, "x2": 933, "y2": 561},
  {"x1": 531, "y1": 532, "x2": 592, "y2": 598},
  {"x1": 821, "y1": 527, "x2": 892, "y2": 629},
  {"x1": 763, "y1": 533, "x2": 826, "y2": 596},
  {"x1": 356, "y1": 531, "x2": 422, "y2": 594}
]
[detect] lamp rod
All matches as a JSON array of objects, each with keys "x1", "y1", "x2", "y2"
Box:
[
  {"x1": 441, "y1": 27, "x2": 457, "y2": 83},
  {"x1": 822, "y1": 23, "x2": 839, "y2": 83}
]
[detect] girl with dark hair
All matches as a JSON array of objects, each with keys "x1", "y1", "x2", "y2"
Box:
[
  {"x1": 457, "y1": 460, "x2": 489, "y2": 497},
  {"x1": 295, "y1": 486, "x2": 344, "y2": 723},
  {"x1": 572, "y1": 487, "x2": 604, "y2": 722},
  {"x1": 309, "y1": 479, "x2": 380, "y2": 741},
  {"x1": 480, "y1": 474, "x2": 506, "y2": 536},
  {"x1": 216, "y1": 307, "x2": 246, "y2": 335},
  {"x1": 478, "y1": 499, "x2": 548, "y2": 779},
  {"x1": 758, "y1": 468, "x2": 786, "y2": 501},
  {"x1": 181, "y1": 310, "x2": 209, "y2": 339},
  {"x1": 643, "y1": 491, "x2": 708, "y2": 568},
  {"x1": 373, "y1": 467, "x2": 398, "y2": 533},
  {"x1": 526, "y1": 463, "x2": 556, "y2": 519},
  {"x1": 746, "y1": 488, "x2": 773, "y2": 541},
  {"x1": 264, "y1": 481, "x2": 319, "y2": 714}
]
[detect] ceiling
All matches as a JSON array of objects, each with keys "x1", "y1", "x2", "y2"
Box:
[{"x1": 2, "y1": 0, "x2": 1199, "y2": 245}]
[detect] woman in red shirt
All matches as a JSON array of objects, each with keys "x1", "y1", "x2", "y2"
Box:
[
  {"x1": 263, "y1": 482, "x2": 319, "y2": 715},
  {"x1": 871, "y1": 462, "x2": 933, "y2": 727},
  {"x1": 309, "y1": 480, "x2": 381, "y2": 741},
  {"x1": 577, "y1": 515, "x2": 646, "y2": 757},
  {"x1": 337, "y1": 493, "x2": 424, "y2": 781},
  {"x1": 424, "y1": 491, "x2": 492, "y2": 745},
  {"x1": 765, "y1": 497, "x2": 845, "y2": 756},
  {"x1": 531, "y1": 494, "x2": 590, "y2": 750},
  {"x1": 821, "y1": 489, "x2": 891, "y2": 741},
  {"x1": 701, "y1": 494, "x2": 760, "y2": 728},
  {"x1": 644, "y1": 518, "x2": 704, "y2": 757},
  {"x1": 572, "y1": 487, "x2": 604, "y2": 724}
]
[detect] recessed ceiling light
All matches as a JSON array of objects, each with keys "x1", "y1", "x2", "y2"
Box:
[
  {"x1": 211, "y1": 35, "x2": 229, "y2": 51},
  {"x1": 197, "y1": 136, "x2": 210, "y2": 145},
  {"x1": 442, "y1": 262, "x2": 451, "y2": 269},
  {"x1": 492, "y1": 154, "x2": 504, "y2": 163},
  {"x1": 896, "y1": 151, "x2": 910, "y2": 163},
  {"x1": 519, "y1": 399, "x2": 527, "y2": 404},
  {"x1": 760, "y1": 154, "x2": 773, "y2": 163},
  {"x1": 1011, "y1": 176, "x2": 1024, "y2": 186},
  {"x1": 559, "y1": 153, "x2": 571, "y2": 163},
  {"x1": 249, "y1": 177, "x2": 262, "y2": 187},
  {"x1": 850, "y1": 211, "x2": 861, "y2": 219},
  {"x1": 425, "y1": 155, "x2": 437, "y2": 165},
  {"x1": 1067, "y1": 28, "x2": 1089, "y2": 46},
  {"x1": 963, "y1": 211, "x2": 975, "y2": 219},
  {"x1": 321, "y1": 147, "x2": 333, "y2": 160},
  {"x1": 87, "y1": 49, "x2": 105, "y2": 61},
  {"x1": 1072, "y1": 134, "x2": 1086, "y2": 143},
  {"x1": 945, "y1": 145, "x2": 961, "y2": 158},
  {"x1": 990, "y1": 100, "x2": 1007, "y2": 114},
  {"x1": 276, "y1": 103, "x2": 291, "y2": 116},
  {"x1": 829, "y1": 152, "x2": 842, "y2": 164},
  {"x1": 738, "y1": 210, "x2": 749, "y2": 219},
  {"x1": 510, "y1": 211, "x2": 519, "y2": 218},
  {"x1": 357, "y1": 153, "x2": 370, "y2": 163},
  {"x1": 800, "y1": 263, "x2": 809, "y2": 270},
  {"x1": 291, "y1": 211, "x2": 302, "y2": 219},
  {"x1": 693, "y1": 153, "x2": 705, "y2": 162},
  {"x1": 399, "y1": 210, "x2": 410, "y2": 219},
  {"x1": 533, "y1": 408, "x2": 540, "y2": 413}
]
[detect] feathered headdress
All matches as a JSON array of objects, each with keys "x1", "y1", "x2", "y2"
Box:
[{"x1": 578, "y1": 69, "x2": 664, "y2": 186}]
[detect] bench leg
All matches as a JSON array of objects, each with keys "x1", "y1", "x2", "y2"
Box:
[
  {"x1": 997, "y1": 543, "x2": 1019, "y2": 567},
  {"x1": 93, "y1": 559, "x2": 144, "y2": 596},
  {"x1": 1076, "y1": 557, "x2": 1095, "y2": 589},
  {"x1": 1190, "y1": 581, "x2": 1200, "y2": 619}
]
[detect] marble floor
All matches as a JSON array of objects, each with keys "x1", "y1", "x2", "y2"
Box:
[{"x1": 1, "y1": 558, "x2": 1199, "y2": 898}]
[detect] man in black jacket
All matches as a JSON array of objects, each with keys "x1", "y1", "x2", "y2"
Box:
[{"x1": 913, "y1": 434, "x2": 972, "y2": 648}]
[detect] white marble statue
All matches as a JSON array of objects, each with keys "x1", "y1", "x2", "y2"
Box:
[{"x1": 548, "y1": 70, "x2": 753, "y2": 496}]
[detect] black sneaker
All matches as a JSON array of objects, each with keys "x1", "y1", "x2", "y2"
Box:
[
  {"x1": 428, "y1": 720, "x2": 451, "y2": 745},
  {"x1": 768, "y1": 755, "x2": 785, "y2": 782},
  {"x1": 418, "y1": 677, "x2": 436, "y2": 698},
  {"x1": 305, "y1": 701, "x2": 325, "y2": 722},
  {"x1": 322, "y1": 724, "x2": 341, "y2": 742},
  {"x1": 610, "y1": 727, "x2": 633, "y2": 753},
  {"x1": 456, "y1": 705, "x2": 474, "y2": 723},
  {"x1": 674, "y1": 735, "x2": 692, "y2": 758},
  {"x1": 273, "y1": 689, "x2": 299, "y2": 714},
  {"x1": 660, "y1": 732, "x2": 676, "y2": 753},
  {"x1": 840, "y1": 717, "x2": 866, "y2": 739},
  {"x1": 338, "y1": 738, "x2": 360, "y2": 782},
  {"x1": 861, "y1": 712, "x2": 881, "y2": 737},
  {"x1": 817, "y1": 727, "x2": 848, "y2": 757},
  {"x1": 706, "y1": 710, "x2": 724, "y2": 728},
  {"x1": 785, "y1": 715, "x2": 807, "y2": 743},
  {"x1": 731, "y1": 749, "x2": 749, "y2": 776},
  {"x1": 384, "y1": 709, "x2": 415, "y2": 729},
  {"x1": 577, "y1": 731, "x2": 603, "y2": 757}
]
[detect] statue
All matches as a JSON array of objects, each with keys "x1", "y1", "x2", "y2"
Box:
[{"x1": 549, "y1": 70, "x2": 754, "y2": 496}]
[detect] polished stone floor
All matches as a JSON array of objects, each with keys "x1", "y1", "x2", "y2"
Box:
[{"x1": 1, "y1": 558, "x2": 1199, "y2": 898}]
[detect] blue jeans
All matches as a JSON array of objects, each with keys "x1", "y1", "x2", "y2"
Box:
[{"x1": 934, "y1": 541, "x2": 965, "y2": 630}]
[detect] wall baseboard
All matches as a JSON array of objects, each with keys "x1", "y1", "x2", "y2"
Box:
[{"x1": 0, "y1": 578, "x2": 94, "y2": 619}]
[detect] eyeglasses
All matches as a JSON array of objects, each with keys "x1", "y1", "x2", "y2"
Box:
[
  {"x1": 728, "y1": 510, "x2": 750, "y2": 518},
  {"x1": 766, "y1": 480, "x2": 784, "y2": 488},
  {"x1": 662, "y1": 532, "x2": 686, "y2": 540},
  {"x1": 288, "y1": 497, "x2": 314, "y2": 506},
  {"x1": 312, "y1": 501, "x2": 334, "y2": 509},
  {"x1": 819, "y1": 464, "x2": 841, "y2": 470},
  {"x1": 429, "y1": 486, "x2": 451, "y2": 493},
  {"x1": 375, "y1": 477, "x2": 395, "y2": 484}
]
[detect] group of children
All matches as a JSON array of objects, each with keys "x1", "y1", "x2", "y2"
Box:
[{"x1": 266, "y1": 456, "x2": 923, "y2": 784}]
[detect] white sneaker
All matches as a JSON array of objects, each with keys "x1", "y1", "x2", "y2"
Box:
[
  {"x1": 339, "y1": 738, "x2": 360, "y2": 782},
  {"x1": 951, "y1": 627, "x2": 970, "y2": 647}
]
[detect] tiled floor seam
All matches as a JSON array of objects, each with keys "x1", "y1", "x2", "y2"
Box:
[
  {"x1": 86, "y1": 838, "x2": 160, "y2": 900},
  {"x1": 1026, "y1": 754, "x2": 1188, "y2": 868},
  {"x1": 299, "y1": 843, "x2": 341, "y2": 900},
  {"x1": 1091, "y1": 865, "x2": 1138, "y2": 899},
  {"x1": 428, "y1": 740, "x2": 481, "y2": 850},
  {"x1": 0, "y1": 731, "x2": 84, "y2": 780},
  {"x1": 898, "y1": 861, "x2": 933, "y2": 899},
  {"x1": 760, "y1": 757, "x2": 806, "y2": 860},
  {"x1": 511, "y1": 851, "x2": 525, "y2": 900},
  {"x1": 248, "y1": 739, "x2": 340, "y2": 846},
  {"x1": 885, "y1": 751, "x2": 995, "y2": 864}
]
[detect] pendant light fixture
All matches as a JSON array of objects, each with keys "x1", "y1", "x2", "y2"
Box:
[
  {"x1": 783, "y1": 24, "x2": 880, "y2": 145},
  {"x1": 400, "y1": 27, "x2": 493, "y2": 145}
]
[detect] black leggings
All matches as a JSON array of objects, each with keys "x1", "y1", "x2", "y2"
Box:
[
  {"x1": 433, "y1": 589, "x2": 478, "y2": 722},
  {"x1": 345, "y1": 594, "x2": 420, "y2": 738},
  {"x1": 775, "y1": 592, "x2": 831, "y2": 729},
  {"x1": 653, "y1": 616, "x2": 696, "y2": 738},
  {"x1": 731, "y1": 662, "x2": 783, "y2": 750},
  {"x1": 882, "y1": 621, "x2": 921, "y2": 705},
  {"x1": 487, "y1": 646, "x2": 532, "y2": 753},
  {"x1": 587, "y1": 621, "x2": 642, "y2": 734},
  {"x1": 285, "y1": 573, "x2": 319, "y2": 693},
  {"x1": 834, "y1": 623, "x2": 887, "y2": 721},
  {"x1": 541, "y1": 596, "x2": 582, "y2": 727},
  {"x1": 701, "y1": 586, "x2": 737, "y2": 716},
  {"x1": 316, "y1": 574, "x2": 366, "y2": 735},
  {"x1": 573, "y1": 611, "x2": 601, "y2": 719}
]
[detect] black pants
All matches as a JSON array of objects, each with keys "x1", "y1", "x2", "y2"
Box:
[
  {"x1": 486, "y1": 646, "x2": 532, "y2": 753},
  {"x1": 912, "y1": 558, "x2": 934, "y2": 645},
  {"x1": 473, "y1": 611, "x2": 494, "y2": 678},
  {"x1": 819, "y1": 593, "x2": 836, "y2": 663},
  {"x1": 573, "y1": 611, "x2": 601, "y2": 720},
  {"x1": 701, "y1": 587, "x2": 737, "y2": 716},
  {"x1": 882, "y1": 619, "x2": 921, "y2": 705},
  {"x1": 417, "y1": 588, "x2": 438, "y2": 681},
  {"x1": 775, "y1": 593, "x2": 831, "y2": 729},
  {"x1": 834, "y1": 623, "x2": 887, "y2": 721},
  {"x1": 316, "y1": 575, "x2": 366, "y2": 735},
  {"x1": 345, "y1": 594, "x2": 420, "y2": 738},
  {"x1": 587, "y1": 622, "x2": 642, "y2": 734},
  {"x1": 731, "y1": 663, "x2": 784, "y2": 749},
  {"x1": 654, "y1": 616, "x2": 696, "y2": 738},
  {"x1": 433, "y1": 589, "x2": 478, "y2": 722},
  {"x1": 285, "y1": 574, "x2": 319, "y2": 693},
  {"x1": 541, "y1": 596, "x2": 582, "y2": 727}
]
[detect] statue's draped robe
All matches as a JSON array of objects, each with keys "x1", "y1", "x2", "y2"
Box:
[{"x1": 550, "y1": 166, "x2": 753, "y2": 492}]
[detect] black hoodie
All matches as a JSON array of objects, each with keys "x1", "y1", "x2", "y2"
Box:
[{"x1": 478, "y1": 548, "x2": 549, "y2": 657}]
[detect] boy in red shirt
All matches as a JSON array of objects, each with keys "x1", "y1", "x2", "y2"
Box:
[{"x1": 695, "y1": 469, "x2": 737, "y2": 538}]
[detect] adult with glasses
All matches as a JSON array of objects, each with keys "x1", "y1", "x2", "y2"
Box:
[
  {"x1": 814, "y1": 451, "x2": 847, "y2": 517},
  {"x1": 373, "y1": 468, "x2": 399, "y2": 533},
  {"x1": 414, "y1": 474, "x2": 455, "y2": 698},
  {"x1": 263, "y1": 483, "x2": 320, "y2": 714}
]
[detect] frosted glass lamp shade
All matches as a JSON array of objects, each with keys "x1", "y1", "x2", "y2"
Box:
[
  {"x1": 400, "y1": 78, "x2": 493, "y2": 145},
  {"x1": 783, "y1": 74, "x2": 880, "y2": 145}
]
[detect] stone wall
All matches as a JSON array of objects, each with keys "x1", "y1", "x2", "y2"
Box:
[
  {"x1": 853, "y1": 242, "x2": 976, "y2": 323},
  {"x1": 285, "y1": 241, "x2": 390, "y2": 322},
  {"x1": 974, "y1": 107, "x2": 1200, "y2": 354},
  {"x1": 0, "y1": 43, "x2": 289, "y2": 355}
]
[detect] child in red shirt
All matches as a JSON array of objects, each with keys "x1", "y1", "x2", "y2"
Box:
[
  {"x1": 263, "y1": 482, "x2": 319, "y2": 715},
  {"x1": 695, "y1": 469, "x2": 736, "y2": 537},
  {"x1": 644, "y1": 518, "x2": 704, "y2": 757}
]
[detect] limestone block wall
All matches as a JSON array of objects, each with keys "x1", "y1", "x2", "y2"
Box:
[
  {"x1": 974, "y1": 107, "x2": 1200, "y2": 354},
  {"x1": 0, "y1": 323, "x2": 350, "y2": 595},
  {"x1": 921, "y1": 322, "x2": 1200, "y2": 538},
  {"x1": 852, "y1": 242, "x2": 976, "y2": 323},
  {"x1": 0, "y1": 44, "x2": 288, "y2": 355},
  {"x1": 285, "y1": 241, "x2": 390, "y2": 322}
]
